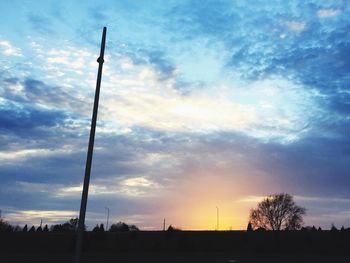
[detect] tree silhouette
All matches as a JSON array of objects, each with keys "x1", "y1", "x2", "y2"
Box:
[
  {"x1": 13, "y1": 225, "x2": 22, "y2": 232},
  {"x1": 22, "y1": 224, "x2": 28, "y2": 232},
  {"x1": 247, "y1": 222, "x2": 253, "y2": 231},
  {"x1": 43, "y1": 224, "x2": 49, "y2": 232},
  {"x1": 6, "y1": 225, "x2": 14, "y2": 232},
  {"x1": 109, "y1": 222, "x2": 129, "y2": 232},
  {"x1": 129, "y1": 224, "x2": 139, "y2": 231},
  {"x1": 29, "y1": 226, "x2": 36, "y2": 232},
  {"x1": 93, "y1": 223, "x2": 105, "y2": 232},
  {"x1": 331, "y1": 224, "x2": 338, "y2": 231},
  {"x1": 0, "y1": 218, "x2": 11, "y2": 232},
  {"x1": 65, "y1": 218, "x2": 79, "y2": 231},
  {"x1": 108, "y1": 222, "x2": 140, "y2": 232},
  {"x1": 92, "y1": 224, "x2": 100, "y2": 232},
  {"x1": 167, "y1": 225, "x2": 181, "y2": 231},
  {"x1": 249, "y1": 193, "x2": 306, "y2": 230},
  {"x1": 50, "y1": 218, "x2": 84, "y2": 232}
]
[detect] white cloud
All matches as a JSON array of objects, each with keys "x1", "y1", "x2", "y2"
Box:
[
  {"x1": 237, "y1": 194, "x2": 350, "y2": 205},
  {"x1": 295, "y1": 195, "x2": 350, "y2": 204},
  {"x1": 99, "y1": 66, "x2": 316, "y2": 144},
  {"x1": 121, "y1": 177, "x2": 160, "y2": 188},
  {"x1": 0, "y1": 40, "x2": 22, "y2": 56},
  {"x1": 0, "y1": 146, "x2": 75, "y2": 162},
  {"x1": 45, "y1": 47, "x2": 96, "y2": 79},
  {"x1": 284, "y1": 21, "x2": 306, "y2": 32},
  {"x1": 317, "y1": 9, "x2": 340, "y2": 18},
  {"x1": 237, "y1": 195, "x2": 264, "y2": 203},
  {"x1": 5, "y1": 210, "x2": 78, "y2": 226},
  {"x1": 52, "y1": 176, "x2": 162, "y2": 199},
  {"x1": 21, "y1": 42, "x2": 317, "y2": 144}
]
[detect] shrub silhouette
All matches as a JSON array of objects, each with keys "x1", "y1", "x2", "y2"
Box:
[
  {"x1": 109, "y1": 222, "x2": 129, "y2": 232},
  {"x1": 167, "y1": 225, "x2": 181, "y2": 231}
]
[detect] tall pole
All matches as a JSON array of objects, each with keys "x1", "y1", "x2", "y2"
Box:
[
  {"x1": 105, "y1": 207, "x2": 109, "y2": 231},
  {"x1": 163, "y1": 218, "x2": 166, "y2": 231},
  {"x1": 216, "y1": 206, "x2": 219, "y2": 231},
  {"x1": 75, "y1": 27, "x2": 106, "y2": 263}
]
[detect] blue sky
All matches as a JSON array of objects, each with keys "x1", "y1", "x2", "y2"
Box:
[{"x1": 0, "y1": 0, "x2": 350, "y2": 230}]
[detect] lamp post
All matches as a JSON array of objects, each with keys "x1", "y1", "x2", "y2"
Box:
[
  {"x1": 216, "y1": 206, "x2": 219, "y2": 231},
  {"x1": 75, "y1": 27, "x2": 107, "y2": 263},
  {"x1": 105, "y1": 207, "x2": 110, "y2": 231}
]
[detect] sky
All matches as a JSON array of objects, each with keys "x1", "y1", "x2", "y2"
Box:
[{"x1": 0, "y1": 0, "x2": 350, "y2": 230}]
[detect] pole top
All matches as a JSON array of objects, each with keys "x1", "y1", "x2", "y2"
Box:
[{"x1": 97, "y1": 27, "x2": 107, "y2": 64}]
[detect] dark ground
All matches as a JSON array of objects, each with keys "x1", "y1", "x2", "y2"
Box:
[
  {"x1": 1, "y1": 231, "x2": 350, "y2": 263},
  {"x1": 2, "y1": 252, "x2": 350, "y2": 263}
]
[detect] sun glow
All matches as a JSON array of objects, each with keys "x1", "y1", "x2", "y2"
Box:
[{"x1": 161, "y1": 173, "x2": 255, "y2": 230}]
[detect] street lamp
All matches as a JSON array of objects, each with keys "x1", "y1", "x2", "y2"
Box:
[
  {"x1": 105, "y1": 207, "x2": 109, "y2": 230},
  {"x1": 216, "y1": 206, "x2": 219, "y2": 231},
  {"x1": 75, "y1": 27, "x2": 107, "y2": 263}
]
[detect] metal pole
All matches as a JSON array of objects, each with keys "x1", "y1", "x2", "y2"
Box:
[
  {"x1": 163, "y1": 218, "x2": 166, "y2": 231},
  {"x1": 216, "y1": 206, "x2": 219, "y2": 231},
  {"x1": 105, "y1": 207, "x2": 109, "y2": 231},
  {"x1": 75, "y1": 27, "x2": 106, "y2": 263}
]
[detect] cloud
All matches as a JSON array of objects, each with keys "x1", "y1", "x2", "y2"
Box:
[
  {"x1": 0, "y1": 102, "x2": 67, "y2": 135},
  {"x1": 163, "y1": 1, "x2": 350, "y2": 118},
  {"x1": 317, "y1": 9, "x2": 340, "y2": 18},
  {"x1": 143, "y1": 50, "x2": 176, "y2": 80},
  {"x1": 284, "y1": 20, "x2": 306, "y2": 32},
  {"x1": 46, "y1": 47, "x2": 96, "y2": 75},
  {"x1": 5, "y1": 210, "x2": 78, "y2": 226},
  {"x1": 0, "y1": 148, "x2": 73, "y2": 162},
  {"x1": 0, "y1": 40, "x2": 22, "y2": 56},
  {"x1": 101, "y1": 68, "x2": 316, "y2": 143}
]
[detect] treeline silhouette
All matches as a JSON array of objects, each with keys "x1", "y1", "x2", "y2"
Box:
[
  {"x1": 0, "y1": 217, "x2": 139, "y2": 232},
  {"x1": 2, "y1": 216, "x2": 350, "y2": 256},
  {"x1": 2, "y1": 215, "x2": 350, "y2": 233}
]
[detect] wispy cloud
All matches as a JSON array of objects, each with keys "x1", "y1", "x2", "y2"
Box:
[
  {"x1": 5, "y1": 210, "x2": 78, "y2": 226},
  {"x1": 284, "y1": 20, "x2": 306, "y2": 32},
  {"x1": 0, "y1": 40, "x2": 22, "y2": 56},
  {"x1": 317, "y1": 9, "x2": 341, "y2": 18}
]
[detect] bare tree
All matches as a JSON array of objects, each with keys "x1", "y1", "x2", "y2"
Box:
[{"x1": 249, "y1": 193, "x2": 306, "y2": 230}]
